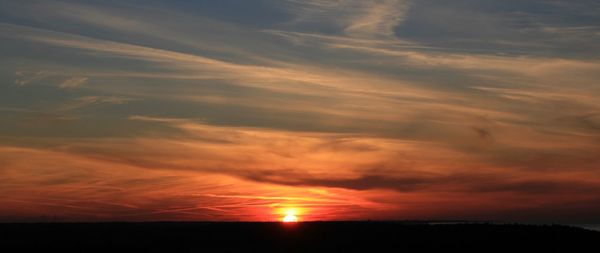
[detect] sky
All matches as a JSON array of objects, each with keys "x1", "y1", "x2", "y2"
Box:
[{"x1": 1, "y1": 0, "x2": 600, "y2": 223}]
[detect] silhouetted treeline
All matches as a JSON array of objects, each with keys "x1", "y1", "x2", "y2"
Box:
[{"x1": 1, "y1": 222, "x2": 598, "y2": 252}]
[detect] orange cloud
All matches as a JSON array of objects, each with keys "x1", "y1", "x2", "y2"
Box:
[{"x1": 2, "y1": 116, "x2": 599, "y2": 222}]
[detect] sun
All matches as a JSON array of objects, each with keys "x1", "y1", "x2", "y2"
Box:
[
  {"x1": 283, "y1": 214, "x2": 298, "y2": 223},
  {"x1": 281, "y1": 209, "x2": 299, "y2": 223}
]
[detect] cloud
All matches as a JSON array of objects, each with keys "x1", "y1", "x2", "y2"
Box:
[
  {"x1": 74, "y1": 96, "x2": 133, "y2": 105},
  {"x1": 68, "y1": 116, "x2": 600, "y2": 193},
  {"x1": 344, "y1": 0, "x2": 411, "y2": 38},
  {"x1": 3, "y1": 23, "x2": 418, "y2": 95},
  {"x1": 268, "y1": 28, "x2": 600, "y2": 77},
  {"x1": 59, "y1": 76, "x2": 88, "y2": 89},
  {"x1": 2, "y1": 120, "x2": 600, "y2": 222},
  {"x1": 0, "y1": 145, "x2": 378, "y2": 221},
  {"x1": 13, "y1": 71, "x2": 91, "y2": 89},
  {"x1": 283, "y1": 0, "x2": 411, "y2": 38},
  {"x1": 14, "y1": 71, "x2": 51, "y2": 86},
  {"x1": 245, "y1": 171, "x2": 600, "y2": 196}
]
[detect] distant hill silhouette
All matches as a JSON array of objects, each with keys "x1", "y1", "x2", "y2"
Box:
[{"x1": 1, "y1": 222, "x2": 598, "y2": 252}]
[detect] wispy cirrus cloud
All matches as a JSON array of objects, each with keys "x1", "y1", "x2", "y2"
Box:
[
  {"x1": 2, "y1": 115, "x2": 600, "y2": 222},
  {"x1": 1, "y1": 23, "x2": 433, "y2": 97},
  {"x1": 14, "y1": 71, "x2": 51, "y2": 86},
  {"x1": 0, "y1": 145, "x2": 380, "y2": 221},
  {"x1": 59, "y1": 76, "x2": 88, "y2": 89},
  {"x1": 283, "y1": 0, "x2": 411, "y2": 38}
]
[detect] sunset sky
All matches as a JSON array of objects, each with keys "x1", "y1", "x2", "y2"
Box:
[{"x1": 1, "y1": 0, "x2": 600, "y2": 223}]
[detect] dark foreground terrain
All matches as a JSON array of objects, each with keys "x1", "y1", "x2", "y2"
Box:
[{"x1": 1, "y1": 222, "x2": 598, "y2": 252}]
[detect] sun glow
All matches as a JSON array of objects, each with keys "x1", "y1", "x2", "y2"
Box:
[{"x1": 282, "y1": 209, "x2": 299, "y2": 223}]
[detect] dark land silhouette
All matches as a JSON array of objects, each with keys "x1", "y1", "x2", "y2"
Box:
[{"x1": 1, "y1": 222, "x2": 598, "y2": 252}]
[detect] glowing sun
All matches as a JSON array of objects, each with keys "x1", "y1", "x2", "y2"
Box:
[
  {"x1": 282, "y1": 210, "x2": 299, "y2": 223},
  {"x1": 283, "y1": 214, "x2": 298, "y2": 223}
]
